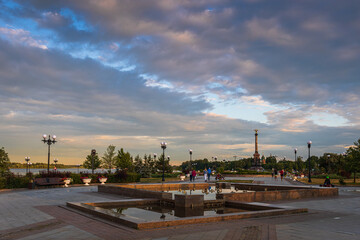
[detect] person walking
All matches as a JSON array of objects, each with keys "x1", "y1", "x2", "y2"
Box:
[
  {"x1": 280, "y1": 169, "x2": 284, "y2": 181},
  {"x1": 207, "y1": 168, "x2": 211, "y2": 181},
  {"x1": 192, "y1": 169, "x2": 196, "y2": 182},
  {"x1": 274, "y1": 169, "x2": 278, "y2": 181},
  {"x1": 189, "y1": 169, "x2": 193, "y2": 182},
  {"x1": 204, "y1": 169, "x2": 208, "y2": 182}
]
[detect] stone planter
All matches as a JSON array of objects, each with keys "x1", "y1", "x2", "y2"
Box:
[
  {"x1": 99, "y1": 178, "x2": 107, "y2": 184},
  {"x1": 82, "y1": 178, "x2": 91, "y2": 186},
  {"x1": 63, "y1": 179, "x2": 71, "y2": 187},
  {"x1": 180, "y1": 175, "x2": 185, "y2": 181}
]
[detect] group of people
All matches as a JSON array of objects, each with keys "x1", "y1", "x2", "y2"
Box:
[
  {"x1": 189, "y1": 169, "x2": 197, "y2": 181},
  {"x1": 272, "y1": 169, "x2": 286, "y2": 181},
  {"x1": 188, "y1": 167, "x2": 222, "y2": 182},
  {"x1": 203, "y1": 168, "x2": 212, "y2": 182}
]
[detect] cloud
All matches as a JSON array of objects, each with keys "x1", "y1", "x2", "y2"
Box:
[
  {"x1": 245, "y1": 17, "x2": 299, "y2": 47},
  {"x1": 1, "y1": 0, "x2": 360, "y2": 164},
  {"x1": 0, "y1": 27, "x2": 48, "y2": 49}
]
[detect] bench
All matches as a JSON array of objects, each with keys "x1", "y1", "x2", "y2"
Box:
[{"x1": 34, "y1": 178, "x2": 65, "y2": 187}]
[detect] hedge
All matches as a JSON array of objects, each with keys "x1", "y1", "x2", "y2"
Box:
[{"x1": 0, "y1": 170, "x2": 141, "y2": 189}]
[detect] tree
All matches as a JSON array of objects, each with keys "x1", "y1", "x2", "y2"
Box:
[
  {"x1": 154, "y1": 154, "x2": 172, "y2": 173},
  {"x1": 134, "y1": 154, "x2": 143, "y2": 173},
  {"x1": 115, "y1": 148, "x2": 133, "y2": 171},
  {"x1": 83, "y1": 153, "x2": 101, "y2": 170},
  {"x1": 134, "y1": 154, "x2": 152, "y2": 178},
  {"x1": 346, "y1": 138, "x2": 360, "y2": 183},
  {"x1": 0, "y1": 147, "x2": 10, "y2": 176},
  {"x1": 295, "y1": 156, "x2": 305, "y2": 172},
  {"x1": 101, "y1": 145, "x2": 116, "y2": 173}
]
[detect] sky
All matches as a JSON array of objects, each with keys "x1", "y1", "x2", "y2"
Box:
[{"x1": 0, "y1": 0, "x2": 359, "y2": 165}]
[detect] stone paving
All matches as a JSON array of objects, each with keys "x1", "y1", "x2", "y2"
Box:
[{"x1": 0, "y1": 177, "x2": 359, "y2": 240}]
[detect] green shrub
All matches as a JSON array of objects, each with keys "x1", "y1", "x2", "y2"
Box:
[
  {"x1": 126, "y1": 172, "x2": 141, "y2": 182},
  {"x1": 339, "y1": 177, "x2": 346, "y2": 185},
  {"x1": 0, "y1": 177, "x2": 6, "y2": 188},
  {"x1": 151, "y1": 173, "x2": 179, "y2": 178},
  {"x1": 3, "y1": 174, "x2": 30, "y2": 188},
  {"x1": 69, "y1": 173, "x2": 82, "y2": 184},
  {"x1": 312, "y1": 174, "x2": 340, "y2": 179}
]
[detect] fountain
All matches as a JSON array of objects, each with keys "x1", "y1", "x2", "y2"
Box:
[{"x1": 66, "y1": 182, "x2": 335, "y2": 229}]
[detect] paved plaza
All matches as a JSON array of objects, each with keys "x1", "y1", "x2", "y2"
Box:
[{"x1": 0, "y1": 177, "x2": 360, "y2": 240}]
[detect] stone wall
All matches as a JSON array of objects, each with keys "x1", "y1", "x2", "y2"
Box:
[
  {"x1": 218, "y1": 187, "x2": 338, "y2": 202},
  {"x1": 98, "y1": 185, "x2": 173, "y2": 199}
]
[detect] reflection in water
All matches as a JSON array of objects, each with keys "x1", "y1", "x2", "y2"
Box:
[
  {"x1": 106, "y1": 204, "x2": 252, "y2": 220},
  {"x1": 172, "y1": 186, "x2": 252, "y2": 200}
]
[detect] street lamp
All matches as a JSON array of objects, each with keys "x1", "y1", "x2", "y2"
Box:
[
  {"x1": 189, "y1": 149, "x2": 192, "y2": 170},
  {"x1": 307, "y1": 141, "x2": 312, "y2": 183},
  {"x1": 25, "y1": 157, "x2": 30, "y2": 175},
  {"x1": 160, "y1": 142, "x2": 167, "y2": 182},
  {"x1": 54, "y1": 158, "x2": 58, "y2": 172},
  {"x1": 76, "y1": 164, "x2": 81, "y2": 174},
  {"x1": 42, "y1": 134, "x2": 57, "y2": 174},
  {"x1": 294, "y1": 148, "x2": 297, "y2": 161}
]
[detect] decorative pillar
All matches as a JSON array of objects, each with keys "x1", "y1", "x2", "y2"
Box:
[{"x1": 253, "y1": 129, "x2": 261, "y2": 167}]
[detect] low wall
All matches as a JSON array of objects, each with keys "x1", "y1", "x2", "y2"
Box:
[
  {"x1": 98, "y1": 183, "x2": 210, "y2": 199},
  {"x1": 232, "y1": 183, "x2": 310, "y2": 191},
  {"x1": 98, "y1": 185, "x2": 173, "y2": 200},
  {"x1": 217, "y1": 187, "x2": 338, "y2": 202}
]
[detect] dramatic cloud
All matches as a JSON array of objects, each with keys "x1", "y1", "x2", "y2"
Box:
[{"x1": 0, "y1": 0, "x2": 359, "y2": 164}]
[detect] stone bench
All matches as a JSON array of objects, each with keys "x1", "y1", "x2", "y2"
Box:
[{"x1": 34, "y1": 178, "x2": 65, "y2": 187}]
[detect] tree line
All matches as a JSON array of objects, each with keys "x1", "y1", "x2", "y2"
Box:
[
  {"x1": 83, "y1": 145, "x2": 172, "y2": 177},
  {"x1": 179, "y1": 138, "x2": 360, "y2": 182}
]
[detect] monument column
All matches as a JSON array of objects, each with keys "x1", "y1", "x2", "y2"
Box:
[{"x1": 253, "y1": 129, "x2": 261, "y2": 168}]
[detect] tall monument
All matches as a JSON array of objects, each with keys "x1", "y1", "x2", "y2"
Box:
[{"x1": 252, "y1": 129, "x2": 261, "y2": 168}]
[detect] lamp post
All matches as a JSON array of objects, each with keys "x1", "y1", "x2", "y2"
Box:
[
  {"x1": 54, "y1": 158, "x2": 58, "y2": 172},
  {"x1": 189, "y1": 149, "x2": 192, "y2": 170},
  {"x1": 76, "y1": 164, "x2": 81, "y2": 174},
  {"x1": 160, "y1": 142, "x2": 167, "y2": 182},
  {"x1": 25, "y1": 157, "x2": 30, "y2": 175},
  {"x1": 42, "y1": 134, "x2": 57, "y2": 174},
  {"x1": 307, "y1": 141, "x2": 312, "y2": 183}
]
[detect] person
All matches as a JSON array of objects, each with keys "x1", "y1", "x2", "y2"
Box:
[
  {"x1": 280, "y1": 169, "x2": 284, "y2": 181},
  {"x1": 274, "y1": 169, "x2": 278, "y2": 181},
  {"x1": 189, "y1": 169, "x2": 193, "y2": 182},
  {"x1": 216, "y1": 173, "x2": 224, "y2": 180},
  {"x1": 207, "y1": 168, "x2": 211, "y2": 181},
  {"x1": 192, "y1": 169, "x2": 196, "y2": 181},
  {"x1": 322, "y1": 176, "x2": 334, "y2": 187},
  {"x1": 271, "y1": 168, "x2": 274, "y2": 178},
  {"x1": 203, "y1": 169, "x2": 208, "y2": 182}
]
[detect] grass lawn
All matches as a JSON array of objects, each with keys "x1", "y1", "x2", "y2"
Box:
[{"x1": 297, "y1": 178, "x2": 360, "y2": 186}]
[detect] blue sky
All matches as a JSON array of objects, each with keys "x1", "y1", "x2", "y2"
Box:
[{"x1": 0, "y1": 0, "x2": 359, "y2": 165}]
